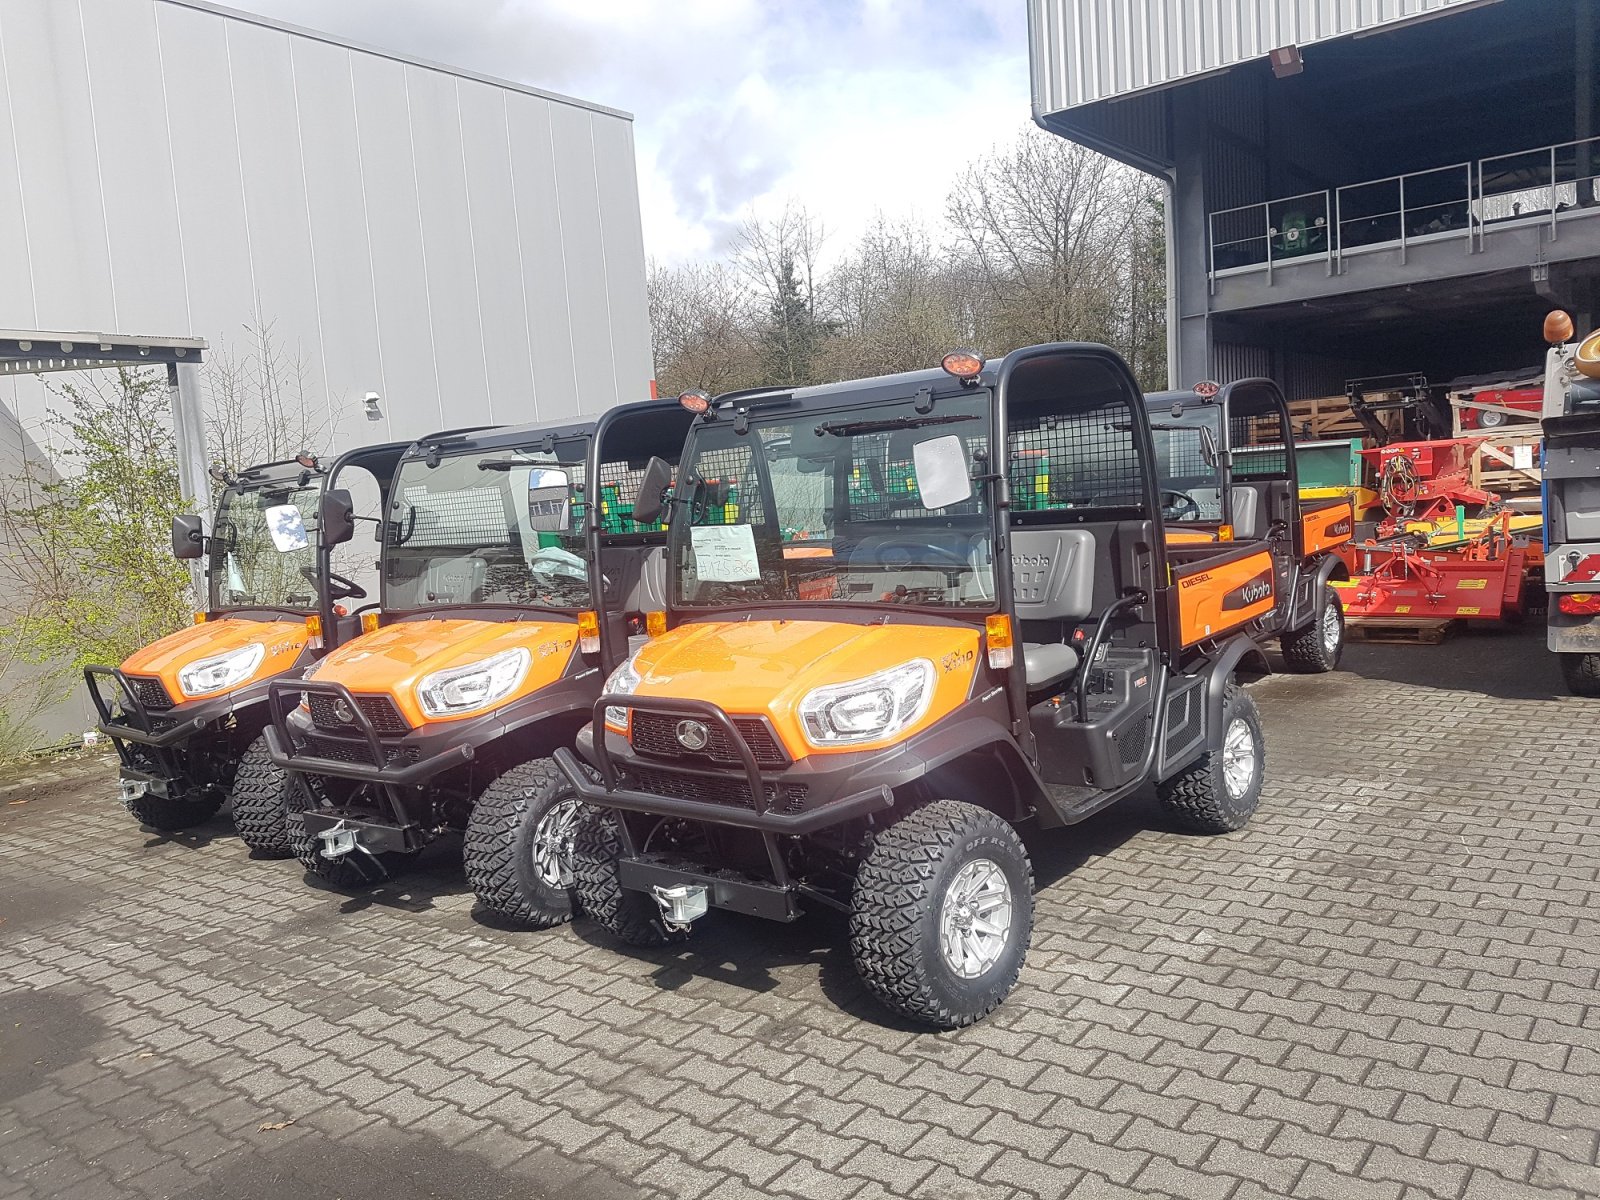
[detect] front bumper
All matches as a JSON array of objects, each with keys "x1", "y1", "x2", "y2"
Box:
[
  {"x1": 554, "y1": 693, "x2": 926, "y2": 836},
  {"x1": 84, "y1": 665, "x2": 265, "y2": 750},
  {"x1": 264, "y1": 678, "x2": 479, "y2": 786}
]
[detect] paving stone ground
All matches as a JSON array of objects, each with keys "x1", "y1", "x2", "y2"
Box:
[{"x1": 2, "y1": 625, "x2": 1598, "y2": 1200}]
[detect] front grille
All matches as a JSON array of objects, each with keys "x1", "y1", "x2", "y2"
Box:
[
  {"x1": 124, "y1": 675, "x2": 172, "y2": 711},
  {"x1": 625, "y1": 765, "x2": 808, "y2": 814},
  {"x1": 307, "y1": 692, "x2": 410, "y2": 735},
  {"x1": 629, "y1": 712, "x2": 788, "y2": 767},
  {"x1": 301, "y1": 733, "x2": 421, "y2": 768}
]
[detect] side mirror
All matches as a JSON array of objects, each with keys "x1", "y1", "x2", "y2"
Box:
[
  {"x1": 319, "y1": 488, "x2": 356, "y2": 547},
  {"x1": 526, "y1": 467, "x2": 571, "y2": 532},
  {"x1": 631, "y1": 456, "x2": 673, "y2": 525},
  {"x1": 171, "y1": 514, "x2": 204, "y2": 560}
]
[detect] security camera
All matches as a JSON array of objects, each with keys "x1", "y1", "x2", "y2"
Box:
[{"x1": 364, "y1": 391, "x2": 382, "y2": 422}]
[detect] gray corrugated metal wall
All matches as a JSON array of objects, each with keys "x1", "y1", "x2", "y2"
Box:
[
  {"x1": 1030, "y1": 0, "x2": 1492, "y2": 115},
  {"x1": 0, "y1": 0, "x2": 654, "y2": 448}
]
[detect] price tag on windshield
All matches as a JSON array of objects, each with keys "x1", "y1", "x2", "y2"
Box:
[
  {"x1": 264, "y1": 504, "x2": 310, "y2": 552},
  {"x1": 691, "y1": 524, "x2": 760, "y2": 582}
]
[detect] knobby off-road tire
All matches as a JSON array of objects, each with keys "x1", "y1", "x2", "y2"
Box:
[
  {"x1": 1561, "y1": 652, "x2": 1600, "y2": 698},
  {"x1": 285, "y1": 777, "x2": 413, "y2": 888},
  {"x1": 849, "y1": 799, "x2": 1034, "y2": 1030},
  {"x1": 229, "y1": 732, "x2": 295, "y2": 858},
  {"x1": 570, "y1": 806, "x2": 692, "y2": 948},
  {"x1": 463, "y1": 758, "x2": 582, "y2": 928},
  {"x1": 1157, "y1": 682, "x2": 1266, "y2": 834},
  {"x1": 1281, "y1": 586, "x2": 1344, "y2": 673},
  {"x1": 124, "y1": 787, "x2": 223, "y2": 831}
]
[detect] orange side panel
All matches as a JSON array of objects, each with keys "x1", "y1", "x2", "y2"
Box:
[
  {"x1": 1166, "y1": 528, "x2": 1221, "y2": 546},
  {"x1": 1301, "y1": 500, "x2": 1355, "y2": 557},
  {"x1": 121, "y1": 617, "x2": 309, "y2": 703},
  {"x1": 1175, "y1": 549, "x2": 1276, "y2": 646},
  {"x1": 629, "y1": 619, "x2": 980, "y2": 759},
  {"x1": 307, "y1": 617, "x2": 578, "y2": 727}
]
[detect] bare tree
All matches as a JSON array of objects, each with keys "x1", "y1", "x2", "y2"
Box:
[
  {"x1": 647, "y1": 260, "x2": 763, "y2": 396},
  {"x1": 205, "y1": 318, "x2": 342, "y2": 473}
]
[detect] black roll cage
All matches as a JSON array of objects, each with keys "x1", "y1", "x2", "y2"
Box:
[
  {"x1": 1144, "y1": 378, "x2": 1299, "y2": 533},
  {"x1": 664, "y1": 342, "x2": 1176, "y2": 759}
]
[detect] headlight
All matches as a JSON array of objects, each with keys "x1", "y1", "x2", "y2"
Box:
[
  {"x1": 602, "y1": 655, "x2": 642, "y2": 731},
  {"x1": 798, "y1": 659, "x2": 934, "y2": 747},
  {"x1": 416, "y1": 648, "x2": 531, "y2": 718},
  {"x1": 177, "y1": 643, "x2": 266, "y2": 698}
]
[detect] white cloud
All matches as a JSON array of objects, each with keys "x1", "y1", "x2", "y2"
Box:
[{"x1": 225, "y1": 1, "x2": 1032, "y2": 264}]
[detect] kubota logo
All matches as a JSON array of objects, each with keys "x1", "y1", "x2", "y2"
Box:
[
  {"x1": 1012, "y1": 553, "x2": 1050, "y2": 568},
  {"x1": 1241, "y1": 580, "x2": 1272, "y2": 604},
  {"x1": 1328, "y1": 519, "x2": 1352, "y2": 536}
]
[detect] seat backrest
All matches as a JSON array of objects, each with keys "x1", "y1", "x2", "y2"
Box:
[
  {"x1": 424, "y1": 555, "x2": 486, "y2": 604},
  {"x1": 599, "y1": 544, "x2": 669, "y2": 613},
  {"x1": 1010, "y1": 529, "x2": 1096, "y2": 621}
]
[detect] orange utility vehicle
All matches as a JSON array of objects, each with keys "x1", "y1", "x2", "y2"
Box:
[
  {"x1": 1145, "y1": 379, "x2": 1353, "y2": 671},
  {"x1": 264, "y1": 403, "x2": 694, "y2": 928},
  {"x1": 86, "y1": 446, "x2": 407, "y2": 848},
  {"x1": 556, "y1": 343, "x2": 1278, "y2": 1028}
]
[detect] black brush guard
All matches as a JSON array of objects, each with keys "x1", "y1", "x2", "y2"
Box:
[{"x1": 263, "y1": 678, "x2": 473, "y2": 785}]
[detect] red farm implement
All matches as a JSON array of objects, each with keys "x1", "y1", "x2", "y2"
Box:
[{"x1": 1334, "y1": 513, "x2": 1529, "y2": 623}]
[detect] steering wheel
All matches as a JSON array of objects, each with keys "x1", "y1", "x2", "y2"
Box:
[
  {"x1": 1160, "y1": 490, "x2": 1202, "y2": 522},
  {"x1": 301, "y1": 566, "x2": 367, "y2": 601},
  {"x1": 869, "y1": 540, "x2": 972, "y2": 571}
]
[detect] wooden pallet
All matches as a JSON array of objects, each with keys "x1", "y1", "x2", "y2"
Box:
[
  {"x1": 1285, "y1": 395, "x2": 1371, "y2": 440},
  {"x1": 1347, "y1": 616, "x2": 1460, "y2": 645}
]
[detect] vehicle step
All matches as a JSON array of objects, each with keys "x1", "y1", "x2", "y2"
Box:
[{"x1": 1347, "y1": 617, "x2": 1461, "y2": 645}]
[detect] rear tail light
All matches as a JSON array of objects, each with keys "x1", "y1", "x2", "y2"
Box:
[{"x1": 1558, "y1": 593, "x2": 1600, "y2": 616}]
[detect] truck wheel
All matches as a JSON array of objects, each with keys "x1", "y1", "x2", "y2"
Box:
[
  {"x1": 286, "y1": 778, "x2": 412, "y2": 888},
  {"x1": 1281, "y1": 587, "x2": 1344, "y2": 673},
  {"x1": 1157, "y1": 683, "x2": 1265, "y2": 833},
  {"x1": 849, "y1": 799, "x2": 1034, "y2": 1030},
  {"x1": 229, "y1": 732, "x2": 295, "y2": 858},
  {"x1": 463, "y1": 758, "x2": 581, "y2": 927},
  {"x1": 570, "y1": 807, "x2": 692, "y2": 947},
  {"x1": 1561, "y1": 653, "x2": 1600, "y2": 698},
  {"x1": 124, "y1": 789, "x2": 223, "y2": 831}
]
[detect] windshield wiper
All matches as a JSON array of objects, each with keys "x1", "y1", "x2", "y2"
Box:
[
  {"x1": 477, "y1": 457, "x2": 534, "y2": 471},
  {"x1": 814, "y1": 413, "x2": 978, "y2": 437}
]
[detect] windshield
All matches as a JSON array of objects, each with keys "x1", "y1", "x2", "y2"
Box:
[
  {"x1": 1149, "y1": 407, "x2": 1225, "y2": 522},
  {"x1": 382, "y1": 444, "x2": 592, "y2": 611},
  {"x1": 209, "y1": 482, "x2": 322, "y2": 610},
  {"x1": 671, "y1": 393, "x2": 994, "y2": 610}
]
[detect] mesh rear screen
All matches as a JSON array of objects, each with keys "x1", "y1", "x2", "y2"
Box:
[{"x1": 1009, "y1": 408, "x2": 1145, "y2": 511}]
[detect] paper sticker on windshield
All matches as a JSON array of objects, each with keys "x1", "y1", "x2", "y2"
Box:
[
  {"x1": 264, "y1": 504, "x2": 310, "y2": 552},
  {"x1": 692, "y1": 524, "x2": 760, "y2": 582}
]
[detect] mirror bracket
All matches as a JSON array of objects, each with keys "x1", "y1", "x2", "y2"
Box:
[{"x1": 913, "y1": 385, "x2": 934, "y2": 415}]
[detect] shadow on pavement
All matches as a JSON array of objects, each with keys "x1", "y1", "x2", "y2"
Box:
[
  {"x1": 1335, "y1": 621, "x2": 1568, "y2": 701},
  {"x1": 297, "y1": 835, "x2": 472, "y2": 916}
]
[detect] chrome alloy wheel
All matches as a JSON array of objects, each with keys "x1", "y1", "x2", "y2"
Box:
[
  {"x1": 938, "y1": 857, "x2": 1014, "y2": 979},
  {"x1": 1322, "y1": 598, "x2": 1342, "y2": 655},
  {"x1": 531, "y1": 797, "x2": 583, "y2": 889},
  {"x1": 1222, "y1": 717, "x2": 1258, "y2": 799}
]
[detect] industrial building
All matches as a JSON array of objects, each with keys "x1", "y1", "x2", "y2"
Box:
[
  {"x1": 0, "y1": 0, "x2": 653, "y2": 742},
  {"x1": 1029, "y1": 0, "x2": 1599, "y2": 397},
  {"x1": 0, "y1": 0, "x2": 654, "y2": 494}
]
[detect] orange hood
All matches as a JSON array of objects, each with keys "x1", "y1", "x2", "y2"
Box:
[
  {"x1": 308, "y1": 617, "x2": 578, "y2": 725},
  {"x1": 630, "y1": 619, "x2": 980, "y2": 757},
  {"x1": 121, "y1": 618, "x2": 310, "y2": 702}
]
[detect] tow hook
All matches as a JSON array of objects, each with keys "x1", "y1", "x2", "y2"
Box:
[
  {"x1": 651, "y1": 883, "x2": 708, "y2": 931},
  {"x1": 119, "y1": 776, "x2": 165, "y2": 802},
  {"x1": 317, "y1": 819, "x2": 359, "y2": 860}
]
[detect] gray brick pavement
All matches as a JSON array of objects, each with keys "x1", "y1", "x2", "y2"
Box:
[{"x1": 2, "y1": 628, "x2": 1598, "y2": 1198}]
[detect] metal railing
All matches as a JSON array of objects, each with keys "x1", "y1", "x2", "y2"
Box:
[{"x1": 1209, "y1": 135, "x2": 1600, "y2": 285}]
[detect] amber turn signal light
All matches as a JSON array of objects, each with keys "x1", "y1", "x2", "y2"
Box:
[
  {"x1": 646, "y1": 610, "x2": 667, "y2": 638},
  {"x1": 304, "y1": 614, "x2": 322, "y2": 639},
  {"x1": 577, "y1": 610, "x2": 601, "y2": 654},
  {"x1": 1217, "y1": 524, "x2": 1235, "y2": 542},
  {"x1": 360, "y1": 611, "x2": 381, "y2": 635},
  {"x1": 985, "y1": 614, "x2": 1014, "y2": 670},
  {"x1": 941, "y1": 349, "x2": 985, "y2": 380},
  {"x1": 192, "y1": 611, "x2": 207, "y2": 625}
]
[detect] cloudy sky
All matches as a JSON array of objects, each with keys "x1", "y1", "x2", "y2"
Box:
[{"x1": 228, "y1": 0, "x2": 1034, "y2": 264}]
